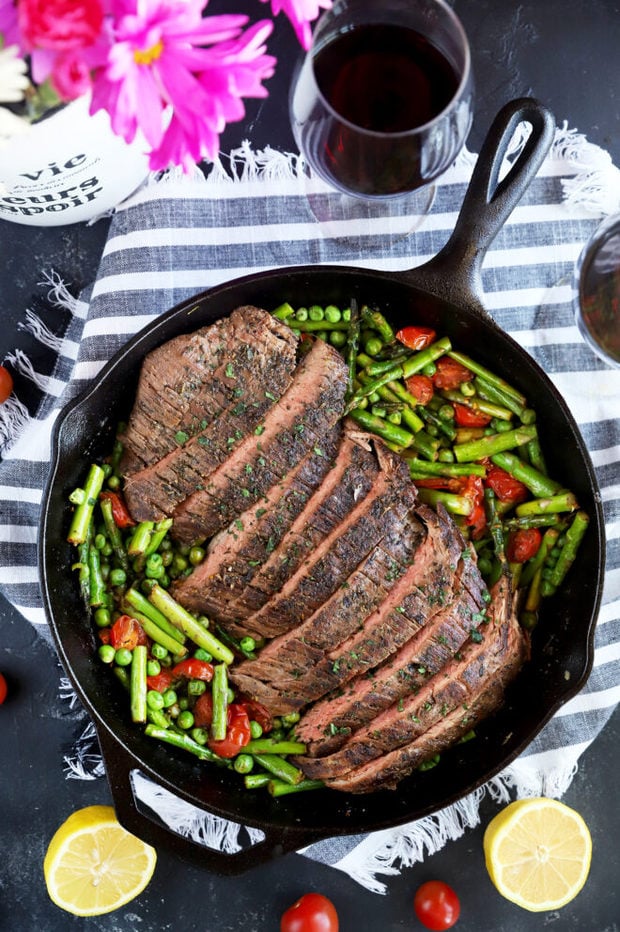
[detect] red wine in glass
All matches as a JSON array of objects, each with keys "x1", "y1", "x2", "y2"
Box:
[{"x1": 290, "y1": 0, "x2": 473, "y2": 205}]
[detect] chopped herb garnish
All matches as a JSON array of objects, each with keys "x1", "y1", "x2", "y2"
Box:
[
  {"x1": 175, "y1": 430, "x2": 189, "y2": 444},
  {"x1": 225, "y1": 363, "x2": 235, "y2": 378},
  {"x1": 470, "y1": 629, "x2": 484, "y2": 643},
  {"x1": 255, "y1": 425, "x2": 265, "y2": 435}
]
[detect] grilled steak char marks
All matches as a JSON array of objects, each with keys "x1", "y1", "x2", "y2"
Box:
[
  {"x1": 120, "y1": 307, "x2": 532, "y2": 794},
  {"x1": 120, "y1": 307, "x2": 298, "y2": 483},
  {"x1": 171, "y1": 337, "x2": 349, "y2": 544},
  {"x1": 320, "y1": 579, "x2": 529, "y2": 793}
]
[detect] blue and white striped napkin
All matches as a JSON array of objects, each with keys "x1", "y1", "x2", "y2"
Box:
[{"x1": 1, "y1": 128, "x2": 619, "y2": 892}]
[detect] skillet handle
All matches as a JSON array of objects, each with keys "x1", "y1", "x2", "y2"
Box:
[
  {"x1": 96, "y1": 724, "x2": 327, "y2": 875},
  {"x1": 401, "y1": 97, "x2": 556, "y2": 314}
]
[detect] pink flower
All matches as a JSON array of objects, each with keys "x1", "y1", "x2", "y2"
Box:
[
  {"x1": 90, "y1": 0, "x2": 275, "y2": 171},
  {"x1": 18, "y1": 0, "x2": 104, "y2": 51},
  {"x1": 51, "y1": 50, "x2": 93, "y2": 99},
  {"x1": 262, "y1": 0, "x2": 331, "y2": 49},
  {"x1": 0, "y1": 0, "x2": 22, "y2": 49}
]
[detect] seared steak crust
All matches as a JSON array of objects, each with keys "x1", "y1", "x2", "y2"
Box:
[
  {"x1": 120, "y1": 307, "x2": 298, "y2": 480},
  {"x1": 171, "y1": 337, "x2": 348, "y2": 544},
  {"x1": 319, "y1": 579, "x2": 528, "y2": 792},
  {"x1": 170, "y1": 424, "x2": 343, "y2": 618}
]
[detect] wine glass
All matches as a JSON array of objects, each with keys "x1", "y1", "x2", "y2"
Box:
[
  {"x1": 574, "y1": 213, "x2": 620, "y2": 368},
  {"x1": 290, "y1": 0, "x2": 474, "y2": 238}
]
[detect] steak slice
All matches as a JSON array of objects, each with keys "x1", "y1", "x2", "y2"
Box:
[
  {"x1": 319, "y1": 578, "x2": 528, "y2": 793},
  {"x1": 170, "y1": 423, "x2": 343, "y2": 619},
  {"x1": 219, "y1": 426, "x2": 381, "y2": 627},
  {"x1": 171, "y1": 337, "x2": 349, "y2": 544},
  {"x1": 120, "y1": 306, "x2": 298, "y2": 478},
  {"x1": 295, "y1": 577, "x2": 522, "y2": 780},
  {"x1": 230, "y1": 508, "x2": 426, "y2": 713},
  {"x1": 224, "y1": 442, "x2": 417, "y2": 642},
  {"x1": 292, "y1": 505, "x2": 475, "y2": 752},
  {"x1": 295, "y1": 558, "x2": 487, "y2": 757}
]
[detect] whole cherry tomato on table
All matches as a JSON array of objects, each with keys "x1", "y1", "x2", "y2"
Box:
[
  {"x1": 0, "y1": 366, "x2": 13, "y2": 404},
  {"x1": 0, "y1": 672, "x2": 8, "y2": 704},
  {"x1": 280, "y1": 893, "x2": 339, "y2": 932},
  {"x1": 414, "y1": 880, "x2": 460, "y2": 930}
]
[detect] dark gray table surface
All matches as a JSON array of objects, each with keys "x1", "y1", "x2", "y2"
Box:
[{"x1": 1, "y1": 2, "x2": 619, "y2": 930}]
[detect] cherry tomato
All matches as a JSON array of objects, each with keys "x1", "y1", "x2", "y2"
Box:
[
  {"x1": 208, "y1": 703, "x2": 252, "y2": 758},
  {"x1": 0, "y1": 672, "x2": 8, "y2": 704},
  {"x1": 0, "y1": 366, "x2": 13, "y2": 404},
  {"x1": 146, "y1": 669, "x2": 175, "y2": 692},
  {"x1": 452, "y1": 403, "x2": 492, "y2": 428},
  {"x1": 237, "y1": 696, "x2": 273, "y2": 733},
  {"x1": 99, "y1": 490, "x2": 135, "y2": 528},
  {"x1": 414, "y1": 880, "x2": 460, "y2": 930},
  {"x1": 193, "y1": 691, "x2": 214, "y2": 726},
  {"x1": 461, "y1": 475, "x2": 486, "y2": 539},
  {"x1": 405, "y1": 374, "x2": 434, "y2": 406},
  {"x1": 506, "y1": 527, "x2": 543, "y2": 563},
  {"x1": 280, "y1": 892, "x2": 339, "y2": 932},
  {"x1": 485, "y1": 465, "x2": 529, "y2": 503},
  {"x1": 396, "y1": 326, "x2": 437, "y2": 351},
  {"x1": 110, "y1": 614, "x2": 146, "y2": 650},
  {"x1": 171, "y1": 658, "x2": 214, "y2": 681},
  {"x1": 432, "y1": 357, "x2": 473, "y2": 390}
]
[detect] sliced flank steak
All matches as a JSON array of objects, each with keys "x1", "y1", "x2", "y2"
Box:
[
  {"x1": 230, "y1": 506, "x2": 426, "y2": 713},
  {"x1": 314, "y1": 578, "x2": 529, "y2": 793},
  {"x1": 171, "y1": 423, "x2": 379, "y2": 623},
  {"x1": 120, "y1": 306, "x2": 298, "y2": 479},
  {"x1": 224, "y1": 441, "x2": 417, "y2": 643},
  {"x1": 170, "y1": 336, "x2": 349, "y2": 544}
]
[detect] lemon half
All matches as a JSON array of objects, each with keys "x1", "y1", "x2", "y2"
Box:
[
  {"x1": 43, "y1": 805, "x2": 157, "y2": 917},
  {"x1": 483, "y1": 797, "x2": 592, "y2": 912}
]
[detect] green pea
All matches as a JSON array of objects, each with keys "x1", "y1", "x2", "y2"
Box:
[
  {"x1": 233, "y1": 754, "x2": 254, "y2": 774},
  {"x1": 188, "y1": 679, "x2": 207, "y2": 696},
  {"x1": 178, "y1": 697, "x2": 190, "y2": 711},
  {"x1": 281, "y1": 711, "x2": 301, "y2": 727},
  {"x1": 109, "y1": 567, "x2": 127, "y2": 587},
  {"x1": 295, "y1": 307, "x2": 308, "y2": 321},
  {"x1": 94, "y1": 533, "x2": 107, "y2": 550},
  {"x1": 460, "y1": 381, "x2": 476, "y2": 397},
  {"x1": 189, "y1": 546, "x2": 205, "y2": 566},
  {"x1": 308, "y1": 304, "x2": 324, "y2": 321},
  {"x1": 194, "y1": 648, "x2": 212, "y2": 662},
  {"x1": 364, "y1": 336, "x2": 383, "y2": 357},
  {"x1": 161, "y1": 550, "x2": 173, "y2": 567},
  {"x1": 162, "y1": 689, "x2": 178, "y2": 708},
  {"x1": 226, "y1": 687, "x2": 236, "y2": 704},
  {"x1": 239, "y1": 636, "x2": 256, "y2": 653},
  {"x1": 324, "y1": 305, "x2": 342, "y2": 323},
  {"x1": 146, "y1": 690, "x2": 165, "y2": 710},
  {"x1": 342, "y1": 307, "x2": 352, "y2": 321},
  {"x1": 94, "y1": 607, "x2": 111, "y2": 628},
  {"x1": 106, "y1": 474, "x2": 121, "y2": 491},
  {"x1": 190, "y1": 727, "x2": 208, "y2": 746},
  {"x1": 151, "y1": 643, "x2": 169, "y2": 661},
  {"x1": 329, "y1": 331, "x2": 347, "y2": 348},
  {"x1": 249, "y1": 720, "x2": 263, "y2": 739},
  {"x1": 114, "y1": 648, "x2": 133, "y2": 667},
  {"x1": 172, "y1": 555, "x2": 188, "y2": 574},
  {"x1": 422, "y1": 362, "x2": 437, "y2": 377},
  {"x1": 146, "y1": 659, "x2": 161, "y2": 677},
  {"x1": 98, "y1": 644, "x2": 116, "y2": 664},
  {"x1": 177, "y1": 710, "x2": 194, "y2": 730}
]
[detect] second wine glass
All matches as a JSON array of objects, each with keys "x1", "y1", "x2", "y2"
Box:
[{"x1": 290, "y1": 0, "x2": 474, "y2": 237}]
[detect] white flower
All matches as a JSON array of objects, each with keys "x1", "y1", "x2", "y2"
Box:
[{"x1": 0, "y1": 45, "x2": 29, "y2": 103}]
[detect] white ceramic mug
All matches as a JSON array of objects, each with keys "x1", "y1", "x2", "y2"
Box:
[{"x1": 0, "y1": 95, "x2": 151, "y2": 226}]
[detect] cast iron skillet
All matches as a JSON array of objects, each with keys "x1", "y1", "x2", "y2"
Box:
[{"x1": 40, "y1": 98, "x2": 605, "y2": 874}]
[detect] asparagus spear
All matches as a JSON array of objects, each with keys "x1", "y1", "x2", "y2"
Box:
[
  {"x1": 453, "y1": 425, "x2": 537, "y2": 462},
  {"x1": 541, "y1": 511, "x2": 590, "y2": 596},
  {"x1": 130, "y1": 644, "x2": 148, "y2": 723},
  {"x1": 67, "y1": 464, "x2": 105, "y2": 545},
  {"x1": 148, "y1": 584, "x2": 235, "y2": 663},
  {"x1": 211, "y1": 663, "x2": 229, "y2": 741},
  {"x1": 490, "y1": 450, "x2": 561, "y2": 499}
]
